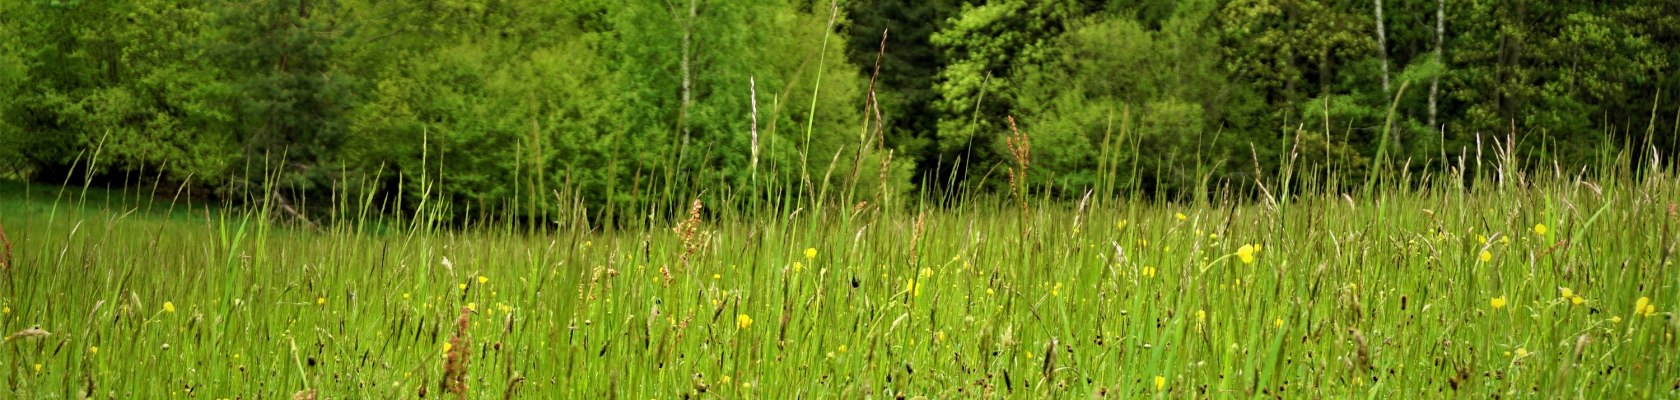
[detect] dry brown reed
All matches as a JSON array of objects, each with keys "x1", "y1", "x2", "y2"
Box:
[
  {"x1": 670, "y1": 196, "x2": 704, "y2": 285},
  {"x1": 441, "y1": 306, "x2": 474, "y2": 399}
]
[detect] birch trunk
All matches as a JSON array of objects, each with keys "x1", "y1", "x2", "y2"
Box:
[
  {"x1": 677, "y1": 0, "x2": 696, "y2": 136},
  {"x1": 1374, "y1": 0, "x2": 1398, "y2": 152},
  {"x1": 1375, "y1": 0, "x2": 1390, "y2": 95},
  {"x1": 1429, "y1": 0, "x2": 1443, "y2": 129}
]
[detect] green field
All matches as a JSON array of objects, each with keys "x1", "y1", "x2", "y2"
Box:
[{"x1": 2, "y1": 167, "x2": 1677, "y2": 399}]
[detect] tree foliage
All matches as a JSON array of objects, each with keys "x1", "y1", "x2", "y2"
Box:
[{"x1": 2, "y1": 0, "x2": 1677, "y2": 217}]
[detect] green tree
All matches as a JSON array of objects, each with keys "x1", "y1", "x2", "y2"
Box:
[
  {"x1": 342, "y1": 0, "x2": 620, "y2": 223},
  {"x1": 1446, "y1": 1, "x2": 1673, "y2": 167},
  {"x1": 216, "y1": 0, "x2": 357, "y2": 201},
  {"x1": 612, "y1": 1, "x2": 883, "y2": 212},
  {"x1": 930, "y1": 0, "x2": 1096, "y2": 192},
  {"x1": 1012, "y1": 0, "x2": 1233, "y2": 198},
  {"x1": 2, "y1": 1, "x2": 235, "y2": 186},
  {"x1": 843, "y1": 0, "x2": 962, "y2": 189}
]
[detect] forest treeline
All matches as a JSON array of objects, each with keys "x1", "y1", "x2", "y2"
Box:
[{"x1": 2, "y1": 0, "x2": 1676, "y2": 221}]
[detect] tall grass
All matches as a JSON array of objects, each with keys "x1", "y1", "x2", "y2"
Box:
[
  {"x1": 2, "y1": 114, "x2": 1677, "y2": 398},
  {"x1": 4, "y1": 45, "x2": 1679, "y2": 397}
]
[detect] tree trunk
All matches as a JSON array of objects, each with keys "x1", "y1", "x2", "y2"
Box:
[
  {"x1": 1374, "y1": 0, "x2": 1398, "y2": 153},
  {"x1": 1428, "y1": 0, "x2": 1443, "y2": 129},
  {"x1": 1374, "y1": 0, "x2": 1390, "y2": 95},
  {"x1": 677, "y1": 0, "x2": 696, "y2": 137}
]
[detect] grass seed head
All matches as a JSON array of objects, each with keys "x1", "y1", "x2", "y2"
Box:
[{"x1": 4, "y1": 325, "x2": 50, "y2": 343}]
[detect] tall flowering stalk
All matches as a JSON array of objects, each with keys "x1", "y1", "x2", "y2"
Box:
[{"x1": 441, "y1": 307, "x2": 473, "y2": 399}]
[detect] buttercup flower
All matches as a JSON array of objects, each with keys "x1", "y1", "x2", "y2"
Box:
[
  {"x1": 1635, "y1": 297, "x2": 1656, "y2": 317},
  {"x1": 1237, "y1": 244, "x2": 1260, "y2": 264}
]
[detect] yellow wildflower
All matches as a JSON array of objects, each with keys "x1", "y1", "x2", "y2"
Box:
[
  {"x1": 1491, "y1": 296, "x2": 1508, "y2": 310},
  {"x1": 1196, "y1": 309, "x2": 1206, "y2": 322},
  {"x1": 88, "y1": 346, "x2": 98, "y2": 354},
  {"x1": 920, "y1": 267, "x2": 933, "y2": 278},
  {"x1": 1560, "y1": 288, "x2": 1574, "y2": 300},
  {"x1": 1237, "y1": 244, "x2": 1259, "y2": 264},
  {"x1": 838, "y1": 345, "x2": 847, "y2": 353},
  {"x1": 1479, "y1": 250, "x2": 1492, "y2": 262},
  {"x1": 793, "y1": 262, "x2": 804, "y2": 272},
  {"x1": 316, "y1": 297, "x2": 326, "y2": 306},
  {"x1": 1274, "y1": 318, "x2": 1284, "y2": 329},
  {"x1": 458, "y1": 283, "x2": 468, "y2": 291},
  {"x1": 1154, "y1": 375, "x2": 1167, "y2": 391},
  {"x1": 478, "y1": 276, "x2": 489, "y2": 284},
  {"x1": 1611, "y1": 316, "x2": 1623, "y2": 324},
  {"x1": 1116, "y1": 220, "x2": 1128, "y2": 230},
  {"x1": 441, "y1": 342, "x2": 453, "y2": 357},
  {"x1": 1175, "y1": 212, "x2": 1188, "y2": 221},
  {"x1": 2, "y1": 306, "x2": 8, "y2": 315},
  {"x1": 712, "y1": 274, "x2": 721, "y2": 280},
  {"x1": 736, "y1": 314, "x2": 753, "y2": 330},
  {"x1": 905, "y1": 278, "x2": 921, "y2": 297},
  {"x1": 33, "y1": 363, "x2": 41, "y2": 373},
  {"x1": 1533, "y1": 223, "x2": 1548, "y2": 236},
  {"x1": 804, "y1": 248, "x2": 817, "y2": 260},
  {"x1": 1475, "y1": 234, "x2": 1488, "y2": 244},
  {"x1": 163, "y1": 301, "x2": 176, "y2": 313},
  {"x1": 1141, "y1": 267, "x2": 1156, "y2": 279},
  {"x1": 1635, "y1": 297, "x2": 1656, "y2": 317},
  {"x1": 1515, "y1": 348, "x2": 1528, "y2": 358}
]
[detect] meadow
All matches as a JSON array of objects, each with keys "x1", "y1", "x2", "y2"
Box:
[{"x1": 2, "y1": 153, "x2": 1678, "y2": 399}]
